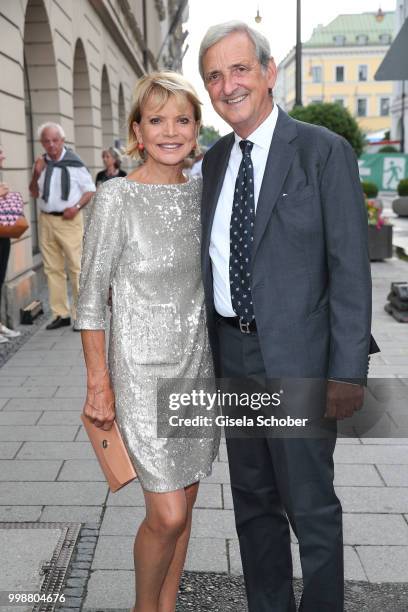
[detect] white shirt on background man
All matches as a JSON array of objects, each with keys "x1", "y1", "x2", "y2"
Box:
[{"x1": 37, "y1": 147, "x2": 95, "y2": 213}]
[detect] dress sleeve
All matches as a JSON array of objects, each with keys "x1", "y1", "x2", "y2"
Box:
[{"x1": 74, "y1": 180, "x2": 125, "y2": 329}]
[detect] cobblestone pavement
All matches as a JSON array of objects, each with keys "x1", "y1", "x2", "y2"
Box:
[{"x1": 1, "y1": 216, "x2": 408, "y2": 610}]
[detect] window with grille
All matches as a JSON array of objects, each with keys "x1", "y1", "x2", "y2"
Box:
[
  {"x1": 380, "y1": 98, "x2": 390, "y2": 116},
  {"x1": 311, "y1": 66, "x2": 322, "y2": 83},
  {"x1": 357, "y1": 98, "x2": 367, "y2": 117},
  {"x1": 358, "y1": 65, "x2": 368, "y2": 81},
  {"x1": 335, "y1": 66, "x2": 344, "y2": 82}
]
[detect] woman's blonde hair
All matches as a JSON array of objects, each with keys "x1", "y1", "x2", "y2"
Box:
[{"x1": 126, "y1": 71, "x2": 202, "y2": 160}]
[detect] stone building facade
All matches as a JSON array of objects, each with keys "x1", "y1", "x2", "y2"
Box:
[
  {"x1": 275, "y1": 12, "x2": 394, "y2": 136},
  {"x1": 0, "y1": 0, "x2": 188, "y2": 326}
]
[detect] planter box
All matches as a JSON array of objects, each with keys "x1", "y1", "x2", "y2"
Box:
[
  {"x1": 392, "y1": 196, "x2": 408, "y2": 217},
  {"x1": 368, "y1": 224, "x2": 393, "y2": 261}
]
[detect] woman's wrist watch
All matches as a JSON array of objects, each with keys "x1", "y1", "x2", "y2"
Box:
[{"x1": 75, "y1": 203, "x2": 82, "y2": 210}]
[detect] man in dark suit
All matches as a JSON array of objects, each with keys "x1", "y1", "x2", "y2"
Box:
[{"x1": 199, "y1": 21, "x2": 372, "y2": 612}]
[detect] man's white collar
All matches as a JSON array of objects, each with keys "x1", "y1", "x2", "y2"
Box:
[{"x1": 234, "y1": 103, "x2": 279, "y2": 151}]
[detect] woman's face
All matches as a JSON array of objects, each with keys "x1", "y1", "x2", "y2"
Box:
[
  {"x1": 102, "y1": 151, "x2": 115, "y2": 169},
  {"x1": 133, "y1": 94, "x2": 199, "y2": 167},
  {"x1": 0, "y1": 148, "x2": 5, "y2": 169}
]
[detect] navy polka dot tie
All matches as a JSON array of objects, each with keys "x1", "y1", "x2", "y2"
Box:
[{"x1": 229, "y1": 140, "x2": 255, "y2": 323}]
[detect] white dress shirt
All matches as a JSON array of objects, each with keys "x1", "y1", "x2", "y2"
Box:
[
  {"x1": 210, "y1": 103, "x2": 279, "y2": 317},
  {"x1": 38, "y1": 147, "x2": 95, "y2": 213}
]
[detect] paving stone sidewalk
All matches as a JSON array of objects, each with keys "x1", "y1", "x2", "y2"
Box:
[{"x1": 0, "y1": 247, "x2": 408, "y2": 610}]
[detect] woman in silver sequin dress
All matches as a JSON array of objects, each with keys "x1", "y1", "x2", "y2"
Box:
[{"x1": 75, "y1": 73, "x2": 220, "y2": 612}]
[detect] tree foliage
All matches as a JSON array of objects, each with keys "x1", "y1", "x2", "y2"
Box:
[
  {"x1": 199, "y1": 125, "x2": 221, "y2": 147},
  {"x1": 378, "y1": 145, "x2": 399, "y2": 153},
  {"x1": 289, "y1": 103, "x2": 365, "y2": 157}
]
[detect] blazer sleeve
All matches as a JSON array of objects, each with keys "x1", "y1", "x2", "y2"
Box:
[
  {"x1": 74, "y1": 180, "x2": 125, "y2": 330},
  {"x1": 319, "y1": 136, "x2": 372, "y2": 379}
]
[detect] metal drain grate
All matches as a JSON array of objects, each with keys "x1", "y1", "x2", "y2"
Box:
[{"x1": 0, "y1": 522, "x2": 81, "y2": 612}]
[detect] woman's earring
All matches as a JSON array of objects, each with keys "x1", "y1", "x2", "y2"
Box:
[{"x1": 137, "y1": 143, "x2": 145, "y2": 152}]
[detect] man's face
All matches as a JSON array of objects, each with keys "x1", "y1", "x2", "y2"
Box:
[
  {"x1": 202, "y1": 31, "x2": 277, "y2": 138},
  {"x1": 41, "y1": 128, "x2": 64, "y2": 160}
]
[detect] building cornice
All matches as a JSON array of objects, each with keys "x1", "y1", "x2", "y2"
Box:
[
  {"x1": 279, "y1": 44, "x2": 391, "y2": 69},
  {"x1": 88, "y1": 0, "x2": 157, "y2": 75},
  {"x1": 302, "y1": 44, "x2": 390, "y2": 55}
]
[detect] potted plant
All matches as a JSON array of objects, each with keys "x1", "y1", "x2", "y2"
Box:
[
  {"x1": 361, "y1": 181, "x2": 383, "y2": 212},
  {"x1": 362, "y1": 181, "x2": 379, "y2": 198},
  {"x1": 366, "y1": 198, "x2": 393, "y2": 260},
  {"x1": 392, "y1": 179, "x2": 408, "y2": 217},
  {"x1": 378, "y1": 145, "x2": 399, "y2": 153}
]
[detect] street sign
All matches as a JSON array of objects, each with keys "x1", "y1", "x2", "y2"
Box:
[{"x1": 358, "y1": 153, "x2": 408, "y2": 192}]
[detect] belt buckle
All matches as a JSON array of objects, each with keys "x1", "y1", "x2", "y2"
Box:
[{"x1": 239, "y1": 319, "x2": 251, "y2": 334}]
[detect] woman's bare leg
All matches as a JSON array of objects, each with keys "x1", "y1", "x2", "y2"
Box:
[
  {"x1": 133, "y1": 488, "x2": 188, "y2": 612},
  {"x1": 158, "y1": 482, "x2": 199, "y2": 612}
]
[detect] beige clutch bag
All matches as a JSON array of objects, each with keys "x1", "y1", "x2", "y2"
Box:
[{"x1": 80, "y1": 414, "x2": 137, "y2": 492}]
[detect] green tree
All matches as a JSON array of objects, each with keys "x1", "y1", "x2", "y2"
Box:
[
  {"x1": 289, "y1": 103, "x2": 365, "y2": 157},
  {"x1": 378, "y1": 145, "x2": 398, "y2": 153},
  {"x1": 199, "y1": 125, "x2": 221, "y2": 147}
]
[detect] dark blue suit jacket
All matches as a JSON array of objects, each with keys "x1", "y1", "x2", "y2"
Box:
[{"x1": 201, "y1": 107, "x2": 374, "y2": 379}]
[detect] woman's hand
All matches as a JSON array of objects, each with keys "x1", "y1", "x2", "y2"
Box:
[
  {"x1": 0, "y1": 182, "x2": 9, "y2": 198},
  {"x1": 80, "y1": 331, "x2": 114, "y2": 429},
  {"x1": 83, "y1": 384, "x2": 116, "y2": 430}
]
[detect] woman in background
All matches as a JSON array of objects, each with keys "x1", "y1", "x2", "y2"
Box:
[
  {"x1": 0, "y1": 146, "x2": 21, "y2": 344},
  {"x1": 95, "y1": 147, "x2": 127, "y2": 187}
]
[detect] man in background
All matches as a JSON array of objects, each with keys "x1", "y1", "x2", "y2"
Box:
[{"x1": 29, "y1": 122, "x2": 95, "y2": 330}]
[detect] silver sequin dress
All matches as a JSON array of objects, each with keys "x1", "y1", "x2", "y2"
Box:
[{"x1": 75, "y1": 176, "x2": 220, "y2": 492}]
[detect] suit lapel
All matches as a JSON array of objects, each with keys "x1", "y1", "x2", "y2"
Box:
[{"x1": 252, "y1": 110, "x2": 298, "y2": 261}]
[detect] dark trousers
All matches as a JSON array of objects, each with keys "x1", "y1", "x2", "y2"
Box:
[
  {"x1": 216, "y1": 318, "x2": 344, "y2": 612},
  {"x1": 0, "y1": 237, "x2": 11, "y2": 313}
]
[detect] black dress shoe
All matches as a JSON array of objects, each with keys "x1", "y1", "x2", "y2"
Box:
[{"x1": 46, "y1": 316, "x2": 71, "y2": 330}]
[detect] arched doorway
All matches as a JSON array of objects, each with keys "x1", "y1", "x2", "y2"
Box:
[
  {"x1": 24, "y1": 0, "x2": 60, "y2": 255},
  {"x1": 101, "y1": 66, "x2": 114, "y2": 148},
  {"x1": 73, "y1": 39, "x2": 96, "y2": 174}
]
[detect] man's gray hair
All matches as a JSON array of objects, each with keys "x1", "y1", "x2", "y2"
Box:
[
  {"x1": 199, "y1": 20, "x2": 271, "y2": 80},
  {"x1": 37, "y1": 122, "x2": 66, "y2": 140}
]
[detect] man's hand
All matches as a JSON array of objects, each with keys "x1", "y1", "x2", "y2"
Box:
[
  {"x1": 63, "y1": 205, "x2": 79, "y2": 220},
  {"x1": 325, "y1": 380, "x2": 364, "y2": 420},
  {"x1": 63, "y1": 192, "x2": 93, "y2": 219},
  {"x1": 83, "y1": 385, "x2": 116, "y2": 431},
  {"x1": 29, "y1": 156, "x2": 46, "y2": 198},
  {"x1": 0, "y1": 182, "x2": 9, "y2": 198}
]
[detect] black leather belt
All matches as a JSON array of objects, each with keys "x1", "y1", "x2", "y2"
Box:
[
  {"x1": 42, "y1": 211, "x2": 64, "y2": 216},
  {"x1": 219, "y1": 316, "x2": 257, "y2": 334}
]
